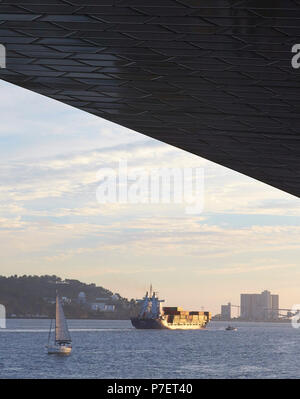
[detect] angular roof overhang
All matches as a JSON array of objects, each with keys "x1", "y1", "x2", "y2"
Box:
[{"x1": 0, "y1": 0, "x2": 299, "y2": 197}]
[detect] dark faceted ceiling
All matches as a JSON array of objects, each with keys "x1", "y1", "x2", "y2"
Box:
[{"x1": 0, "y1": 0, "x2": 300, "y2": 197}]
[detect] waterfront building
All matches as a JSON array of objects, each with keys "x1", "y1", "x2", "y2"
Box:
[
  {"x1": 240, "y1": 290, "x2": 279, "y2": 321},
  {"x1": 221, "y1": 302, "x2": 231, "y2": 320}
]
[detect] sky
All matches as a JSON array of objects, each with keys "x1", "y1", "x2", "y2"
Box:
[{"x1": 0, "y1": 79, "x2": 299, "y2": 315}]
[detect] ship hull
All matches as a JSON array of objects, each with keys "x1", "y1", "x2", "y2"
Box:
[
  {"x1": 47, "y1": 345, "x2": 72, "y2": 355},
  {"x1": 131, "y1": 317, "x2": 208, "y2": 330}
]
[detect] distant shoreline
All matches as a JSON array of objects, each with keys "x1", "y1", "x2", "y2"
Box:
[
  {"x1": 211, "y1": 319, "x2": 291, "y2": 323},
  {"x1": 7, "y1": 316, "x2": 131, "y2": 320},
  {"x1": 6, "y1": 317, "x2": 291, "y2": 323}
]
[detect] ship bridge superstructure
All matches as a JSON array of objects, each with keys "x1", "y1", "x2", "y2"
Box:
[{"x1": 137, "y1": 288, "x2": 165, "y2": 319}]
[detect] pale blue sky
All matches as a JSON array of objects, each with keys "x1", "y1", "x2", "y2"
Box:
[{"x1": 0, "y1": 80, "x2": 299, "y2": 315}]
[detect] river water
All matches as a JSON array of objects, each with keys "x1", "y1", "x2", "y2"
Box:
[{"x1": 0, "y1": 319, "x2": 299, "y2": 379}]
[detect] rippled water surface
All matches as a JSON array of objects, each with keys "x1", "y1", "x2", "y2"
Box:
[{"x1": 0, "y1": 319, "x2": 299, "y2": 379}]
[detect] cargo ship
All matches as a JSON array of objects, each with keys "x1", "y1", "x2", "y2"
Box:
[{"x1": 131, "y1": 287, "x2": 211, "y2": 330}]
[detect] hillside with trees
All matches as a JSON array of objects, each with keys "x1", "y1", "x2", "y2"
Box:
[{"x1": 0, "y1": 275, "x2": 139, "y2": 319}]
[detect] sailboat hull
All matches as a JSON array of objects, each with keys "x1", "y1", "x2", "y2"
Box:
[{"x1": 47, "y1": 345, "x2": 72, "y2": 355}]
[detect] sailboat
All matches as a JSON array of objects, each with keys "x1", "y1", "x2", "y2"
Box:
[{"x1": 47, "y1": 294, "x2": 72, "y2": 355}]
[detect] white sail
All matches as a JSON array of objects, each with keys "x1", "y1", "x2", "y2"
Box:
[{"x1": 55, "y1": 295, "x2": 71, "y2": 343}]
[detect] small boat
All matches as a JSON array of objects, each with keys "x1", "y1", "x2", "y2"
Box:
[
  {"x1": 225, "y1": 325, "x2": 237, "y2": 331},
  {"x1": 46, "y1": 293, "x2": 72, "y2": 355}
]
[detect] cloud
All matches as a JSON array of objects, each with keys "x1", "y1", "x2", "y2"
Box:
[
  {"x1": 195, "y1": 261, "x2": 298, "y2": 276},
  {"x1": 0, "y1": 216, "x2": 26, "y2": 229},
  {"x1": 1, "y1": 137, "x2": 298, "y2": 220},
  {"x1": 1, "y1": 214, "x2": 297, "y2": 266},
  {"x1": 0, "y1": 79, "x2": 299, "y2": 312}
]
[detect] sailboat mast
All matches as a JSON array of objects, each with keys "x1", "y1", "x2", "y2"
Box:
[{"x1": 55, "y1": 293, "x2": 58, "y2": 344}]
